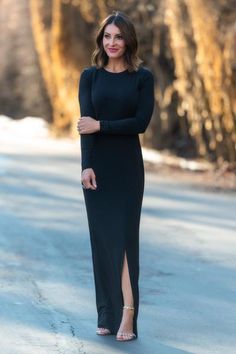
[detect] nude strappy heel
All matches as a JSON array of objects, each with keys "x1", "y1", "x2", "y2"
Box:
[
  {"x1": 116, "y1": 305, "x2": 136, "y2": 341},
  {"x1": 123, "y1": 305, "x2": 135, "y2": 310},
  {"x1": 96, "y1": 327, "x2": 111, "y2": 336}
]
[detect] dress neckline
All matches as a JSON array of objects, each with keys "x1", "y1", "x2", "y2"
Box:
[{"x1": 102, "y1": 67, "x2": 128, "y2": 75}]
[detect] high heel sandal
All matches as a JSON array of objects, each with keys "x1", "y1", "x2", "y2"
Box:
[
  {"x1": 116, "y1": 305, "x2": 136, "y2": 342},
  {"x1": 96, "y1": 327, "x2": 111, "y2": 336}
]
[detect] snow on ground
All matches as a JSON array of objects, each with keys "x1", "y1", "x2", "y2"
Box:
[
  {"x1": 0, "y1": 116, "x2": 79, "y2": 178},
  {"x1": 0, "y1": 115, "x2": 78, "y2": 154},
  {"x1": 0, "y1": 115, "x2": 212, "y2": 172},
  {"x1": 0, "y1": 115, "x2": 50, "y2": 140}
]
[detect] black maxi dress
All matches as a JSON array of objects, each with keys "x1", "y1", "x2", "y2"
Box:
[{"x1": 78, "y1": 65, "x2": 154, "y2": 337}]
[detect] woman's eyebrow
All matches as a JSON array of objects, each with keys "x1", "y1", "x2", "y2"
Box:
[{"x1": 104, "y1": 31, "x2": 122, "y2": 36}]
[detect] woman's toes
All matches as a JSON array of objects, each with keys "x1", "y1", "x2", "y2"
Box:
[
  {"x1": 116, "y1": 332, "x2": 125, "y2": 340},
  {"x1": 96, "y1": 327, "x2": 111, "y2": 335},
  {"x1": 116, "y1": 332, "x2": 136, "y2": 341}
]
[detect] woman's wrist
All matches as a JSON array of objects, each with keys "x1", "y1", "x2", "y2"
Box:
[{"x1": 97, "y1": 120, "x2": 101, "y2": 132}]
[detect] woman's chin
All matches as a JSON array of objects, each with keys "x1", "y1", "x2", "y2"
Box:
[
  {"x1": 106, "y1": 52, "x2": 123, "y2": 59},
  {"x1": 108, "y1": 55, "x2": 120, "y2": 59}
]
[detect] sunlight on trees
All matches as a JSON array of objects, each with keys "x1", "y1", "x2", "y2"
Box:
[{"x1": 28, "y1": 0, "x2": 236, "y2": 163}]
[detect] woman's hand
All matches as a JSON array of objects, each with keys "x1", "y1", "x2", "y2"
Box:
[
  {"x1": 77, "y1": 116, "x2": 100, "y2": 134},
  {"x1": 81, "y1": 168, "x2": 97, "y2": 190}
]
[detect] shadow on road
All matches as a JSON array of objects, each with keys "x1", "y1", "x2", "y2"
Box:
[{"x1": 0, "y1": 148, "x2": 236, "y2": 353}]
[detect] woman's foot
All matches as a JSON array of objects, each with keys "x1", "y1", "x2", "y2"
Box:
[
  {"x1": 96, "y1": 327, "x2": 111, "y2": 336},
  {"x1": 116, "y1": 306, "x2": 136, "y2": 341}
]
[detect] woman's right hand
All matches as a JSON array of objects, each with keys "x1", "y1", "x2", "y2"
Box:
[{"x1": 81, "y1": 168, "x2": 97, "y2": 190}]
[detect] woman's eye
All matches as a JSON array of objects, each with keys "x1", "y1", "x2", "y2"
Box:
[{"x1": 104, "y1": 34, "x2": 123, "y2": 40}]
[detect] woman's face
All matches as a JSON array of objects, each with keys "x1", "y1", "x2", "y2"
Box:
[{"x1": 102, "y1": 23, "x2": 126, "y2": 59}]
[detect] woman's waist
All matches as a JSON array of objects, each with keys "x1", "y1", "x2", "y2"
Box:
[
  {"x1": 95, "y1": 133, "x2": 140, "y2": 145},
  {"x1": 92, "y1": 134, "x2": 142, "y2": 157}
]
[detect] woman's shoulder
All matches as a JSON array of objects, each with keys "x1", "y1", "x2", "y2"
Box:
[
  {"x1": 136, "y1": 66, "x2": 153, "y2": 78},
  {"x1": 79, "y1": 66, "x2": 98, "y2": 86},
  {"x1": 134, "y1": 66, "x2": 154, "y2": 86},
  {"x1": 80, "y1": 66, "x2": 97, "y2": 78}
]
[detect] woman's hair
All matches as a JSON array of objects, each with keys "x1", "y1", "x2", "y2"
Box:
[{"x1": 92, "y1": 11, "x2": 142, "y2": 72}]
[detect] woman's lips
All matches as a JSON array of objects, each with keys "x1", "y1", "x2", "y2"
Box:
[{"x1": 108, "y1": 48, "x2": 118, "y2": 53}]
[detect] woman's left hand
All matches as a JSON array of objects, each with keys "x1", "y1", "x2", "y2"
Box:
[{"x1": 77, "y1": 116, "x2": 100, "y2": 134}]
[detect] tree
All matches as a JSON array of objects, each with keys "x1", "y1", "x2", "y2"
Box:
[{"x1": 30, "y1": 0, "x2": 236, "y2": 162}]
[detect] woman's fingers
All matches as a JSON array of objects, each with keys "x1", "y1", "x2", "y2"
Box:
[
  {"x1": 84, "y1": 179, "x2": 95, "y2": 189},
  {"x1": 82, "y1": 175, "x2": 95, "y2": 189},
  {"x1": 77, "y1": 116, "x2": 99, "y2": 134},
  {"x1": 91, "y1": 175, "x2": 97, "y2": 189},
  {"x1": 77, "y1": 117, "x2": 85, "y2": 133},
  {"x1": 77, "y1": 116, "x2": 88, "y2": 133},
  {"x1": 81, "y1": 168, "x2": 97, "y2": 190},
  {"x1": 82, "y1": 178, "x2": 95, "y2": 190}
]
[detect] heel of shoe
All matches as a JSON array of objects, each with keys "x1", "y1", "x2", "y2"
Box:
[
  {"x1": 116, "y1": 332, "x2": 136, "y2": 341},
  {"x1": 116, "y1": 305, "x2": 136, "y2": 341},
  {"x1": 96, "y1": 327, "x2": 111, "y2": 336}
]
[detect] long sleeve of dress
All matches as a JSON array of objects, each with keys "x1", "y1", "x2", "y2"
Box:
[
  {"x1": 78, "y1": 68, "x2": 96, "y2": 170},
  {"x1": 99, "y1": 70, "x2": 154, "y2": 135}
]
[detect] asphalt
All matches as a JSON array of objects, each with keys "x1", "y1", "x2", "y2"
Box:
[{"x1": 0, "y1": 135, "x2": 236, "y2": 354}]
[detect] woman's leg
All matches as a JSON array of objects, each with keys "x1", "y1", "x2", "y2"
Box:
[
  {"x1": 121, "y1": 252, "x2": 134, "y2": 306},
  {"x1": 117, "y1": 252, "x2": 135, "y2": 338}
]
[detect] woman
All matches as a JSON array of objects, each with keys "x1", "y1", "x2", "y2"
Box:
[{"x1": 77, "y1": 11, "x2": 154, "y2": 341}]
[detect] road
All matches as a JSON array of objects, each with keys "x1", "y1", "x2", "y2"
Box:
[{"x1": 0, "y1": 133, "x2": 236, "y2": 354}]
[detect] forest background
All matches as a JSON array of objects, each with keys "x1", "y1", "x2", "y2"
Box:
[{"x1": 0, "y1": 0, "x2": 235, "y2": 168}]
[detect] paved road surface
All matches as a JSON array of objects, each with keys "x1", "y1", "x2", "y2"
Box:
[{"x1": 0, "y1": 135, "x2": 236, "y2": 354}]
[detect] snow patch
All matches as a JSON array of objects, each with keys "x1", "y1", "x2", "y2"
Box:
[
  {"x1": 0, "y1": 115, "x2": 212, "y2": 172},
  {"x1": 0, "y1": 115, "x2": 50, "y2": 141},
  {"x1": 0, "y1": 115, "x2": 79, "y2": 155},
  {"x1": 142, "y1": 147, "x2": 212, "y2": 171}
]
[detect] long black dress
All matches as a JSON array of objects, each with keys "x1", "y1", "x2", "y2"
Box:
[{"x1": 78, "y1": 66, "x2": 154, "y2": 337}]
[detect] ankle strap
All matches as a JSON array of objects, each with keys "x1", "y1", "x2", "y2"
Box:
[{"x1": 123, "y1": 305, "x2": 135, "y2": 310}]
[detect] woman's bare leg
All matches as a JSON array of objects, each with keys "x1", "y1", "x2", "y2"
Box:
[
  {"x1": 121, "y1": 252, "x2": 134, "y2": 305},
  {"x1": 117, "y1": 252, "x2": 135, "y2": 338}
]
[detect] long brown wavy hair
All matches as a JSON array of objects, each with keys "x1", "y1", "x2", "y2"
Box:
[{"x1": 92, "y1": 11, "x2": 142, "y2": 72}]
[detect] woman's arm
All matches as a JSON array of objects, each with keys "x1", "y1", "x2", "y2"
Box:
[
  {"x1": 99, "y1": 70, "x2": 154, "y2": 135},
  {"x1": 78, "y1": 68, "x2": 96, "y2": 170}
]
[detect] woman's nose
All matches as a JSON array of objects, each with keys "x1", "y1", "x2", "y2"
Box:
[{"x1": 109, "y1": 37, "x2": 116, "y2": 46}]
